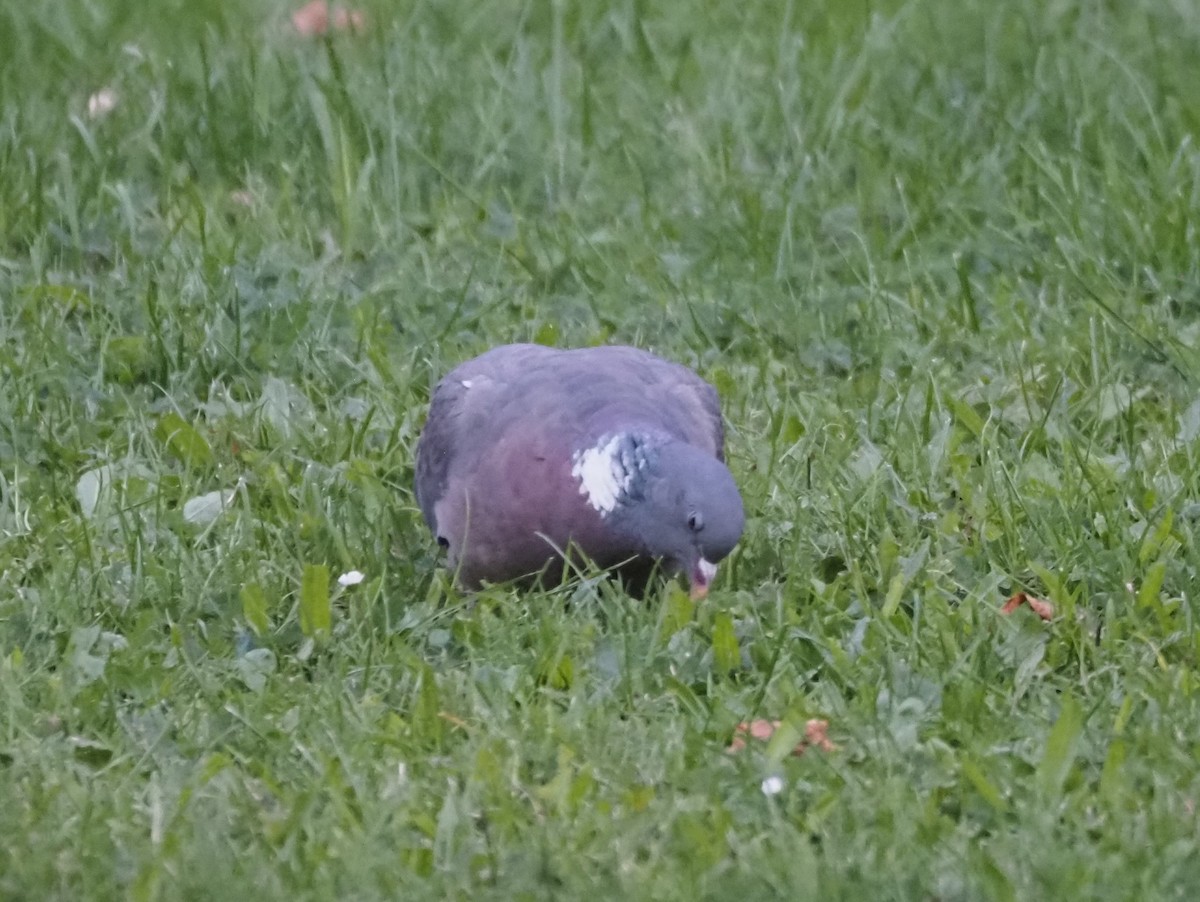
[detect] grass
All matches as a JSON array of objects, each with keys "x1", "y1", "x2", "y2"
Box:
[{"x1": 1, "y1": 0, "x2": 1199, "y2": 897}]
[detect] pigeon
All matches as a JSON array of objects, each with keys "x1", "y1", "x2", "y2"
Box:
[{"x1": 414, "y1": 344, "x2": 744, "y2": 597}]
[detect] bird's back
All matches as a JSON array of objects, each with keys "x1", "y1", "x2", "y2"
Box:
[
  {"x1": 416, "y1": 344, "x2": 724, "y2": 525},
  {"x1": 414, "y1": 344, "x2": 730, "y2": 588}
]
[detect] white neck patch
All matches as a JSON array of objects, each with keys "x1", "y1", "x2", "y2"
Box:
[{"x1": 571, "y1": 434, "x2": 643, "y2": 516}]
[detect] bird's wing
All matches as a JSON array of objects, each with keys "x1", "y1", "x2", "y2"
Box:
[
  {"x1": 574, "y1": 346, "x2": 727, "y2": 460},
  {"x1": 414, "y1": 344, "x2": 558, "y2": 535}
]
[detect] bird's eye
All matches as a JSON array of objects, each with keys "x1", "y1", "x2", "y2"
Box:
[{"x1": 687, "y1": 512, "x2": 704, "y2": 532}]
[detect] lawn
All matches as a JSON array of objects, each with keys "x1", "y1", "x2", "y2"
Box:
[{"x1": 2, "y1": 0, "x2": 1199, "y2": 898}]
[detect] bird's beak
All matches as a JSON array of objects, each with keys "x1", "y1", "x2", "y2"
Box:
[{"x1": 689, "y1": 558, "x2": 718, "y2": 600}]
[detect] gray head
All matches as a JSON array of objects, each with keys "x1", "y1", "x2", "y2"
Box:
[{"x1": 572, "y1": 432, "x2": 745, "y2": 596}]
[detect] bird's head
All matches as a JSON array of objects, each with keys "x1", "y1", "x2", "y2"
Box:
[{"x1": 572, "y1": 433, "x2": 744, "y2": 597}]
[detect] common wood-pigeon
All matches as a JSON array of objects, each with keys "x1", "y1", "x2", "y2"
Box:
[{"x1": 415, "y1": 344, "x2": 744, "y2": 597}]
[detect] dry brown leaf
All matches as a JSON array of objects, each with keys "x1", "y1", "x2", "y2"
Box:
[
  {"x1": 437, "y1": 711, "x2": 469, "y2": 731},
  {"x1": 1025, "y1": 596, "x2": 1054, "y2": 620},
  {"x1": 804, "y1": 718, "x2": 837, "y2": 753},
  {"x1": 291, "y1": 0, "x2": 365, "y2": 36},
  {"x1": 1001, "y1": 591, "x2": 1054, "y2": 621},
  {"x1": 727, "y1": 718, "x2": 836, "y2": 756},
  {"x1": 727, "y1": 719, "x2": 778, "y2": 753}
]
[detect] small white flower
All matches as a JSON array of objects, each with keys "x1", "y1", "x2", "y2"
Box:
[
  {"x1": 761, "y1": 775, "x2": 785, "y2": 796},
  {"x1": 337, "y1": 570, "x2": 365, "y2": 587},
  {"x1": 87, "y1": 88, "x2": 118, "y2": 118}
]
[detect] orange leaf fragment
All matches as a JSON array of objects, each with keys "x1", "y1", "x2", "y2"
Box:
[
  {"x1": 727, "y1": 718, "x2": 837, "y2": 756},
  {"x1": 291, "y1": 0, "x2": 366, "y2": 36},
  {"x1": 803, "y1": 718, "x2": 837, "y2": 753},
  {"x1": 745, "y1": 719, "x2": 779, "y2": 740},
  {"x1": 1000, "y1": 592, "x2": 1054, "y2": 621}
]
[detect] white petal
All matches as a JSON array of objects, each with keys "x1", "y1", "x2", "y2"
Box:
[
  {"x1": 182, "y1": 489, "x2": 236, "y2": 525},
  {"x1": 75, "y1": 463, "x2": 156, "y2": 519},
  {"x1": 75, "y1": 466, "x2": 113, "y2": 519},
  {"x1": 760, "y1": 775, "x2": 785, "y2": 796},
  {"x1": 87, "y1": 88, "x2": 118, "y2": 118},
  {"x1": 337, "y1": 570, "x2": 365, "y2": 586}
]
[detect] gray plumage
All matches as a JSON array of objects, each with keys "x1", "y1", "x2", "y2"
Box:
[{"x1": 415, "y1": 344, "x2": 744, "y2": 595}]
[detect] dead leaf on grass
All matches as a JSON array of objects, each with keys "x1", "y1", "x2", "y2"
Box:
[
  {"x1": 803, "y1": 718, "x2": 837, "y2": 752},
  {"x1": 727, "y1": 718, "x2": 837, "y2": 755},
  {"x1": 437, "y1": 711, "x2": 469, "y2": 731},
  {"x1": 1000, "y1": 592, "x2": 1054, "y2": 621},
  {"x1": 291, "y1": 0, "x2": 366, "y2": 36}
]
